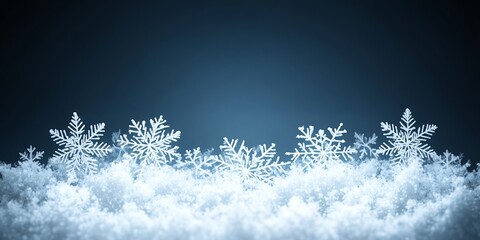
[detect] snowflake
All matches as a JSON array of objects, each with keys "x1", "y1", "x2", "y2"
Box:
[
  {"x1": 50, "y1": 112, "x2": 111, "y2": 179},
  {"x1": 176, "y1": 148, "x2": 216, "y2": 177},
  {"x1": 286, "y1": 123, "x2": 355, "y2": 169},
  {"x1": 377, "y1": 108, "x2": 437, "y2": 166},
  {"x1": 18, "y1": 145, "x2": 44, "y2": 169},
  {"x1": 431, "y1": 150, "x2": 462, "y2": 170},
  {"x1": 353, "y1": 133, "x2": 378, "y2": 160},
  {"x1": 118, "y1": 116, "x2": 181, "y2": 171},
  {"x1": 215, "y1": 137, "x2": 288, "y2": 185}
]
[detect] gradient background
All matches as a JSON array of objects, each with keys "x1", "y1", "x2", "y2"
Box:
[{"x1": 0, "y1": 1, "x2": 478, "y2": 166}]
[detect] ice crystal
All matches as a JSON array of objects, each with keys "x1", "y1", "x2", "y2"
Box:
[
  {"x1": 353, "y1": 133, "x2": 378, "y2": 160},
  {"x1": 50, "y1": 112, "x2": 110, "y2": 179},
  {"x1": 215, "y1": 137, "x2": 288, "y2": 185},
  {"x1": 432, "y1": 150, "x2": 462, "y2": 170},
  {"x1": 176, "y1": 148, "x2": 216, "y2": 177},
  {"x1": 118, "y1": 116, "x2": 181, "y2": 171},
  {"x1": 286, "y1": 123, "x2": 355, "y2": 169},
  {"x1": 377, "y1": 108, "x2": 437, "y2": 166},
  {"x1": 18, "y1": 145, "x2": 44, "y2": 168}
]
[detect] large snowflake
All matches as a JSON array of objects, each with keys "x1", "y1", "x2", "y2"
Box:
[
  {"x1": 176, "y1": 148, "x2": 216, "y2": 177},
  {"x1": 118, "y1": 116, "x2": 181, "y2": 170},
  {"x1": 215, "y1": 137, "x2": 288, "y2": 185},
  {"x1": 50, "y1": 112, "x2": 110, "y2": 179},
  {"x1": 286, "y1": 123, "x2": 355, "y2": 169},
  {"x1": 377, "y1": 108, "x2": 437, "y2": 166},
  {"x1": 18, "y1": 145, "x2": 44, "y2": 169}
]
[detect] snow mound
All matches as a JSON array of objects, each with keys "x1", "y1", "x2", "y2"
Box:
[{"x1": 1, "y1": 158, "x2": 479, "y2": 240}]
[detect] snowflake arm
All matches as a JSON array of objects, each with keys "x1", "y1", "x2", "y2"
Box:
[
  {"x1": 118, "y1": 116, "x2": 181, "y2": 170},
  {"x1": 377, "y1": 108, "x2": 437, "y2": 166},
  {"x1": 215, "y1": 138, "x2": 288, "y2": 185},
  {"x1": 50, "y1": 112, "x2": 110, "y2": 178},
  {"x1": 286, "y1": 123, "x2": 355, "y2": 169}
]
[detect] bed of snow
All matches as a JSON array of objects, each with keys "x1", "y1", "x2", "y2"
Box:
[
  {"x1": 1, "y1": 109, "x2": 479, "y2": 239},
  {"x1": 1, "y1": 158, "x2": 479, "y2": 240}
]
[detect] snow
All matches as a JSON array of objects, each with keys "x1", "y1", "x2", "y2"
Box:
[
  {"x1": 0, "y1": 109, "x2": 479, "y2": 239},
  {"x1": 0, "y1": 158, "x2": 479, "y2": 239}
]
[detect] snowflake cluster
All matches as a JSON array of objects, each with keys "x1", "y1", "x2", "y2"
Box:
[{"x1": 12, "y1": 108, "x2": 456, "y2": 186}]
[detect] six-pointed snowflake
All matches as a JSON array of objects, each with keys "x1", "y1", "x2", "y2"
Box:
[
  {"x1": 353, "y1": 133, "x2": 378, "y2": 160},
  {"x1": 19, "y1": 145, "x2": 44, "y2": 169},
  {"x1": 215, "y1": 137, "x2": 289, "y2": 185},
  {"x1": 431, "y1": 150, "x2": 462, "y2": 170},
  {"x1": 50, "y1": 112, "x2": 111, "y2": 179},
  {"x1": 118, "y1": 116, "x2": 181, "y2": 171},
  {"x1": 377, "y1": 108, "x2": 437, "y2": 166},
  {"x1": 286, "y1": 123, "x2": 355, "y2": 169},
  {"x1": 176, "y1": 148, "x2": 216, "y2": 177}
]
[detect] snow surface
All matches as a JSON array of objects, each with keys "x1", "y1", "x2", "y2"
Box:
[{"x1": 1, "y1": 157, "x2": 479, "y2": 240}]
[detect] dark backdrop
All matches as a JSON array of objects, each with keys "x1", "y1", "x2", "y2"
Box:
[{"x1": 1, "y1": 1, "x2": 478, "y2": 166}]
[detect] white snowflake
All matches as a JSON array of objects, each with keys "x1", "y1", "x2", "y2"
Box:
[
  {"x1": 215, "y1": 137, "x2": 288, "y2": 185},
  {"x1": 377, "y1": 108, "x2": 437, "y2": 166},
  {"x1": 19, "y1": 145, "x2": 44, "y2": 169},
  {"x1": 286, "y1": 123, "x2": 355, "y2": 169},
  {"x1": 176, "y1": 148, "x2": 216, "y2": 177},
  {"x1": 50, "y1": 112, "x2": 111, "y2": 179},
  {"x1": 353, "y1": 133, "x2": 378, "y2": 160},
  {"x1": 118, "y1": 116, "x2": 181, "y2": 171},
  {"x1": 432, "y1": 150, "x2": 462, "y2": 170}
]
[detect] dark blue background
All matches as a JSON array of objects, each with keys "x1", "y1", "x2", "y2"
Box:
[{"x1": 1, "y1": 1, "x2": 478, "y2": 165}]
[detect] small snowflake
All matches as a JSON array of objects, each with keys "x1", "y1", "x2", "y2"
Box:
[
  {"x1": 19, "y1": 145, "x2": 44, "y2": 168},
  {"x1": 286, "y1": 123, "x2": 355, "y2": 169},
  {"x1": 215, "y1": 138, "x2": 288, "y2": 185},
  {"x1": 176, "y1": 148, "x2": 216, "y2": 177},
  {"x1": 432, "y1": 150, "x2": 462, "y2": 170},
  {"x1": 353, "y1": 133, "x2": 378, "y2": 160},
  {"x1": 377, "y1": 108, "x2": 437, "y2": 166},
  {"x1": 118, "y1": 116, "x2": 181, "y2": 171},
  {"x1": 50, "y1": 112, "x2": 111, "y2": 179}
]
